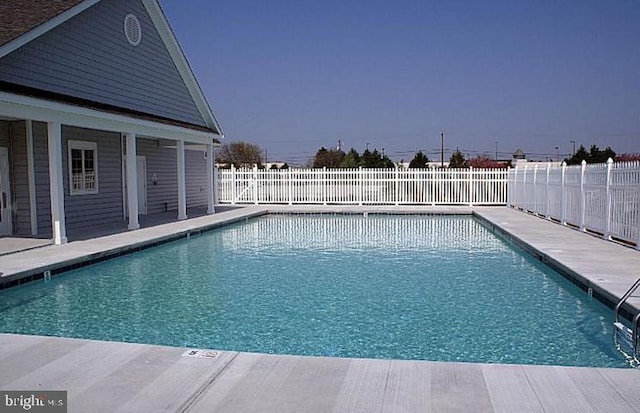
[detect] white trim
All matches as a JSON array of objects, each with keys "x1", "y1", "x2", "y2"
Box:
[
  {"x1": 0, "y1": 0, "x2": 101, "y2": 59},
  {"x1": 47, "y1": 122, "x2": 67, "y2": 245},
  {"x1": 0, "y1": 92, "x2": 219, "y2": 144},
  {"x1": 206, "y1": 143, "x2": 215, "y2": 214},
  {"x1": 141, "y1": 0, "x2": 224, "y2": 135},
  {"x1": 177, "y1": 140, "x2": 187, "y2": 220},
  {"x1": 25, "y1": 120, "x2": 38, "y2": 235},
  {"x1": 68, "y1": 140, "x2": 99, "y2": 195}
]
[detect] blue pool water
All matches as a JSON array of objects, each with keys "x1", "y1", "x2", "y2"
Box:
[{"x1": 0, "y1": 215, "x2": 629, "y2": 367}]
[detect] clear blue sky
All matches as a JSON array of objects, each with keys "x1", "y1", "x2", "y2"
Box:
[{"x1": 161, "y1": 0, "x2": 639, "y2": 165}]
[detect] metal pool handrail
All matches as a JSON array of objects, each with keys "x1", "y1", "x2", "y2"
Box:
[
  {"x1": 614, "y1": 277, "x2": 640, "y2": 358},
  {"x1": 614, "y1": 277, "x2": 640, "y2": 324}
]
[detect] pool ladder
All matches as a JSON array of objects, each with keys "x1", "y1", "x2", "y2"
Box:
[{"x1": 613, "y1": 277, "x2": 640, "y2": 362}]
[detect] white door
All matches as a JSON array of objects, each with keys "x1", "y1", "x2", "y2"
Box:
[
  {"x1": 136, "y1": 156, "x2": 147, "y2": 215},
  {"x1": 0, "y1": 147, "x2": 12, "y2": 236}
]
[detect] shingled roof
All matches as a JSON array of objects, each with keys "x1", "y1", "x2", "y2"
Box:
[{"x1": 0, "y1": 0, "x2": 85, "y2": 47}]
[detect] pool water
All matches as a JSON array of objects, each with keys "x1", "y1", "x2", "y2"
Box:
[{"x1": 0, "y1": 215, "x2": 629, "y2": 367}]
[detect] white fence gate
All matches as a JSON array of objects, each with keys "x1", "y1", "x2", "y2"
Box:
[
  {"x1": 218, "y1": 166, "x2": 509, "y2": 206},
  {"x1": 508, "y1": 159, "x2": 640, "y2": 249}
]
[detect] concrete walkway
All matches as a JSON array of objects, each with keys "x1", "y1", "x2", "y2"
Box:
[{"x1": 1, "y1": 205, "x2": 640, "y2": 412}]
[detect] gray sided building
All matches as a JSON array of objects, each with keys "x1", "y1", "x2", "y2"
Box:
[{"x1": 0, "y1": 0, "x2": 223, "y2": 243}]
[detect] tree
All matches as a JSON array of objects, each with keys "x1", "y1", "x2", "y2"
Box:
[
  {"x1": 312, "y1": 147, "x2": 345, "y2": 168},
  {"x1": 217, "y1": 141, "x2": 263, "y2": 168},
  {"x1": 466, "y1": 156, "x2": 510, "y2": 169},
  {"x1": 565, "y1": 145, "x2": 617, "y2": 165},
  {"x1": 340, "y1": 148, "x2": 361, "y2": 168},
  {"x1": 408, "y1": 151, "x2": 429, "y2": 168},
  {"x1": 449, "y1": 150, "x2": 467, "y2": 168}
]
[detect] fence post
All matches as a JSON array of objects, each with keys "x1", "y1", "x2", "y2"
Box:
[
  {"x1": 522, "y1": 164, "x2": 528, "y2": 211},
  {"x1": 230, "y1": 164, "x2": 236, "y2": 205},
  {"x1": 545, "y1": 164, "x2": 550, "y2": 219},
  {"x1": 580, "y1": 160, "x2": 586, "y2": 231},
  {"x1": 509, "y1": 165, "x2": 517, "y2": 207},
  {"x1": 358, "y1": 166, "x2": 363, "y2": 206},
  {"x1": 395, "y1": 165, "x2": 400, "y2": 206},
  {"x1": 253, "y1": 164, "x2": 259, "y2": 205},
  {"x1": 532, "y1": 164, "x2": 538, "y2": 214},
  {"x1": 560, "y1": 162, "x2": 566, "y2": 225},
  {"x1": 323, "y1": 166, "x2": 328, "y2": 205},
  {"x1": 288, "y1": 168, "x2": 293, "y2": 205},
  {"x1": 468, "y1": 167, "x2": 474, "y2": 206},
  {"x1": 604, "y1": 157, "x2": 613, "y2": 240}
]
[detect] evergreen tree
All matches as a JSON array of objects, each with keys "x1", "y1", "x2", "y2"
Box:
[
  {"x1": 340, "y1": 148, "x2": 361, "y2": 168},
  {"x1": 565, "y1": 145, "x2": 616, "y2": 165},
  {"x1": 408, "y1": 151, "x2": 429, "y2": 168},
  {"x1": 449, "y1": 150, "x2": 467, "y2": 168},
  {"x1": 312, "y1": 147, "x2": 346, "y2": 168}
]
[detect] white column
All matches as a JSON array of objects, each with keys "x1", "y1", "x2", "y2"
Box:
[
  {"x1": 25, "y1": 120, "x2": 38, "y2": 235},
  {"x1": 47, "y1": 121, "x2": 67, "y2": 245},
  {"x1": 125, "y1": 133, "x2": 139, "y2": 230},
  {"x1": 212, "y1": 144, "x2": 219, "y2": 205},
  {"x1": 177, "y1": 140, "x2": 187, "y2": 220},
  {"x1": 206, "y1": 143, "x2": 215, "y2": 214}
]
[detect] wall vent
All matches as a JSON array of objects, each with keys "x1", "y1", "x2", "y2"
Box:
[{"x1": 124, "y1": 14, "x2": 142, "y2": 46}]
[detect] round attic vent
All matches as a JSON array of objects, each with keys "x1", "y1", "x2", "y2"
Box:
[{"x1": 124, "y1": 14, "x2": 142, "y2": 46}]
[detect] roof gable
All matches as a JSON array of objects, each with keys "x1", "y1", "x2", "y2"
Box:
[{"x1": 0, "y1": 0, "x2": 222, "y2": 135}]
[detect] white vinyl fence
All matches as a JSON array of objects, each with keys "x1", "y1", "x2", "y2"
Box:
[
  {"x1": 508, "y1": 159, "x2": 640, "y2": 249},
  {"x1": 218, "y1": 166, "x2": 509, "y2": 206}
]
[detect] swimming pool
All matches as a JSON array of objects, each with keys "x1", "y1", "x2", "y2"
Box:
[{"x1": 0, "y1": 214, "x2": 629, "y2": 368}]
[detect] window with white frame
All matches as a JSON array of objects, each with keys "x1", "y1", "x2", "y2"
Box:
[{"x1": 68, "y1": 140, "x2": 98, "y2": 195}]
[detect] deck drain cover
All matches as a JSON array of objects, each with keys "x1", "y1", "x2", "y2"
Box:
[{"x1": 182, "y1": 349, "x2": 220, "y2": 359}]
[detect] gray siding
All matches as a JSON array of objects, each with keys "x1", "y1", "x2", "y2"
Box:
[
  {"x1": 7, "y1": 121, "x2": 32, "y2": 236},
  {"x1": 33, "y1": 122, "x2": 52, "y2": 238},
  {"x1": 4, "y1": 125, "x2": 209, "y2": 239},
  {"x1": 30, "y1": 124, "x2": 124, "y2": 238},
  {"x1": 61, "y1": 126, "x2": 124, "y2": 238},
  {"x1": 138, "y1": 139, "x2": 207, "y2": 214},
  {"x1": 0, "y1": 0, "x2": 207, "y2": 127},
  {"x1": 185, "y1": 149, "x2": 208, "y2": 208},
  {"x1": 138, "y1": 139, "x2": 178, "y2": 214}
]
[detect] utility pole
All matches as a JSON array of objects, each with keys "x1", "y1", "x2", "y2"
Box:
[
  {"x1": 440, "y1": 132, "x2": 444, "y2": 168},
  {"x1": 570, "y1": 140, "x2": 576, "y2": 155},
  {"x1": 495, "y1": 141, "x2": 498, "y2": 161},
  {"x1": 337, "y1": 139, "x2": 342, "y2": 151}
]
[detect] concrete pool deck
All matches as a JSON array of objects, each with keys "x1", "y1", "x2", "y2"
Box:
[{"x1": 1, "y1": 205, "x2": 640, "y2": 412}]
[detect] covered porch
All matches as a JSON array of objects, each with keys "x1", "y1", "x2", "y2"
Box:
[{"x1": 0, "y1": 91, "x2": 222, "y2": 246}]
